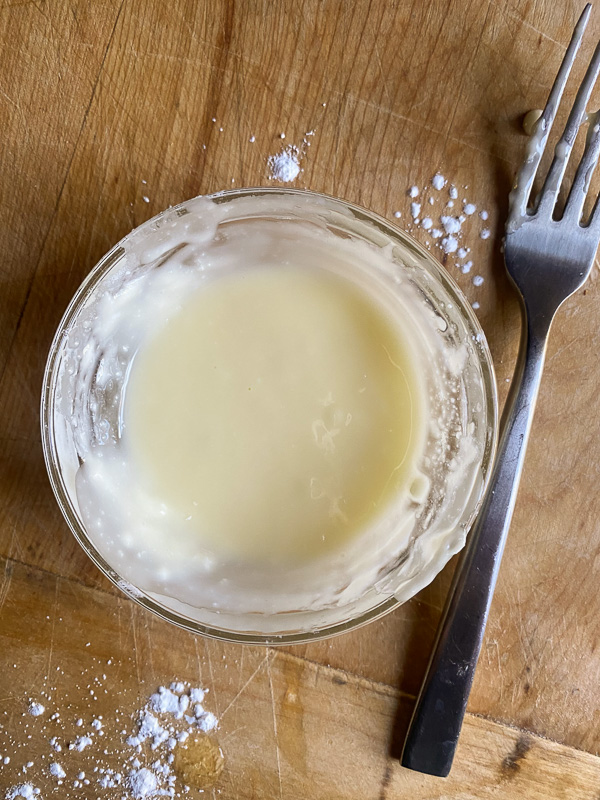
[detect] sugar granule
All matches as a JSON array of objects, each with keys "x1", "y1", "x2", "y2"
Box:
[
  {"x1": 27, "y1": 703, "x2": 45, "y2": 718},
  {"x1": 480, "y1": 228, "x2": 491, "y2": 240},
  {"x1": 409, "y1": 186, "x2": 419, "y2": 198},
  {"x1": 432, "y1": 173, "x2": 445, "y2": 190}
]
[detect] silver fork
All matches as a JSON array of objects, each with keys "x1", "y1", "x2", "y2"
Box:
[{"x1": 400, "y1": 4, "x2": 600, "y2": 777}]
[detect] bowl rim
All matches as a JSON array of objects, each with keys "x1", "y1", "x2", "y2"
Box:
[{"x1": 40, "y1": 186, "x2": 499, "y2": 645}]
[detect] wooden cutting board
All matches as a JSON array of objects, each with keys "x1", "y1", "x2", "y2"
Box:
[{"x1": 2, "y1": 1, "x2": 600, "y2": 797}]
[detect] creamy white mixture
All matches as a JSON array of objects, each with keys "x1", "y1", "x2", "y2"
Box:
[{"x1": 51, "y1": 194, "x2": 490, "y2": 620}]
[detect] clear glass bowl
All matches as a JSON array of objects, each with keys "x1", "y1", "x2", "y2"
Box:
[{"x1": 41, "y1": 188, "x2": 497, "y2": 644}]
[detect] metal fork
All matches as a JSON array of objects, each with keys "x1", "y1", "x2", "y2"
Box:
[{"x1": 401, "y1": 4, "x2": 600, "y2": 777}]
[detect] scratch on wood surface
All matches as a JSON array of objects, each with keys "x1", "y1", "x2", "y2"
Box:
[
  {"x1": 443, "y1": 0, "x2": 492, "y2": 152},
  {"x1": 490, "y1": 0, "x2": 568, "y2": 49},
  {"x1": 0, "y1": 558, "x2": 13, "y2": 613},
  {"x1": 129, "y1": 603, "x2": 142, "y2": 686},
  {"x1": 203, "y1": 639, "x2": 221, "y2": 718},
  {"x1": 143, "y1": 618, "x2": 156, "y2": 684},
  {"x1": 220, "y1": 653, "x2": 269, "y2": 720},
  {"x1": 45, "y1": 576, "x2": 60, "y2": 678},
  {"x1": 373, "y1": 42, "x2": 391, "y2": 106},
  {"x1": 267, "y1": 650, "x2": 284, "y2": 800}
]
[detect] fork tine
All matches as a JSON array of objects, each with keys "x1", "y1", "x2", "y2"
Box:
[
  {"x1": 537, "y1": 37, "x2": 600, "y2": 218},
  {"x1": 564, "y1": 109, "x2": 600, "y2": 224},
  {"x1": 508, "y1": 5, "x2": 591, "y2": 226}
]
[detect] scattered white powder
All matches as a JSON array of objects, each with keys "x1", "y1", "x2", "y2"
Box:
[
  {"x1": 149, "y1": 687, "x2": 189, "y2": 719},
  {"x1": 267, "y1": 146, "x2": 301, "y2": 183},
  {"x1": 128, "y1": 768, "x2": 158, "y2": 799},
  {"x1": 28, "y1": 703, "x2": 45, "y2": 718},
  {"x1": 5, "y1": 679, "x2": 217, "y2": 799},
  {"x1": 189, "y1": 688, "x2": 205, "y2": 704},
  {"x1": 441, "y1": 215, "x2": 461, "y2": 235},
  {"x1": 5, "y1": 786, "x2": 40, "y2": 799},
  {"x1": 279, "y1": 132, "x2": 285, "y2": 139},
  {"x1": 394, "y1": 173, "x2": 492, "y2": 303},
  {"x1": 473, "y1": 275, "x2": 484, "y2": 286},
  {"x1": 472, "y1": 301, "x2": 480, "y2": 309},
  {"x1": 50, "y1": 762, "x2": 66, "y2": 779},
  {"x1": 441, "y1": 236, "x2": 458, "y2": 254},
  {"x1": 249, "y1": 135, "x2": 255, "y2": 143},
  {"x1": 196, "y1": 712, "x2": 218, "y2": 733},
  {"x1": 70, "y1": 735, "x2": 93, "y2": 752}
]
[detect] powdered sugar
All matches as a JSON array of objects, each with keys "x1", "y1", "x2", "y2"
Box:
[
  {"x1": 267, "y1": 129, "x2": 317, "y2": 183},
  {"x1": 49, "y1": 762, "x2": 66, "y2": 779},
  {"x1": 4, "y1": 675, "x2": 218, "y2": 799},
  {"x1": 441, "y1": 236, "x2": 458, "y2": 254},
  {"x1": 69, "y1": 735, "x2": 92, "y2": 752},
  {"x1": 393, "y1": 172, "x2": 492, "y2": 306},
  {"x1": 5, "y1": 785, "x2": 40, "y2": 799},
  {"x1": 267, "y1": 146, "x2": 301, "y2": 182},
  {"x1": 27, "y1": 703, "x2": 45, "y2": 718},
  {"x1": 128, "y1": 767, "x2": 158, "y2": 798}
]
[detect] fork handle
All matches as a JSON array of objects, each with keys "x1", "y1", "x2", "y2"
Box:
[{"x1": 401, "y1": 316, "x2": 550, "y2": 777}]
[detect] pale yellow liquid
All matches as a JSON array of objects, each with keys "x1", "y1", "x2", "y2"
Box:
[{"x1": 124, "y1": 266, "x2": 426, "y2": 564}]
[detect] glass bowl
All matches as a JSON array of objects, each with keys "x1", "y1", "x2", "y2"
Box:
[{"x1": 41, "y1": 188, "x2": 497, "y2": 644}]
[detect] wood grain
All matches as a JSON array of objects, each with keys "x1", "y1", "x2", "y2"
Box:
[{"x1": 1, "y1": 0, "x2": 600, "y2": 794}]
